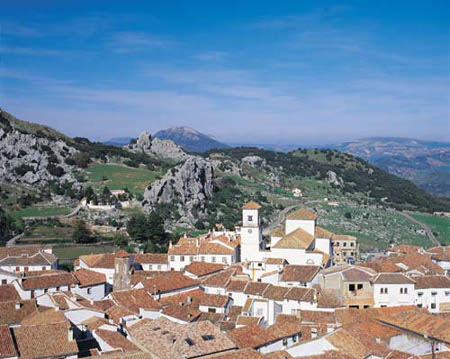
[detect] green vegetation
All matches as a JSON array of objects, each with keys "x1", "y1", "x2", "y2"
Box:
[
  {"x1": 0, "y1": 208, "x2": 15, "y2": 245},
  {"x1": 86, "y1": 163, "x2": 161, "y2": 195},
  {"x1": 10, "y1": 206, "x2": 72, "y2": 219},
  {"x1": 72, "y1": 220, "x2": 94, "y2": 244},
  {"x1": 53, "y1": 244, "x2": 116, "y2": 260},
  {"x1": 20, "y1": 223, "x2": 73, "y2": 243},
  {"x1": 411, "y1": 214, "x2": 450, "y2": 245}
]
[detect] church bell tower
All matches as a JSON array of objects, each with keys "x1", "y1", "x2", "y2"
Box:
[{"x1": 240, "y1": 201, "x2": 263, "y2": 262}]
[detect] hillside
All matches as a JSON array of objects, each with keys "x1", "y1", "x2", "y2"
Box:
[
  {"x1": 333, "y1": 137, "x2": 450, "y2": 197},
  {"x1": 2, "y1": 109, "x2": 449, "y2": 250},
  {"x1": 154, "y1": 126, "x2": 229, "y2": 153}
]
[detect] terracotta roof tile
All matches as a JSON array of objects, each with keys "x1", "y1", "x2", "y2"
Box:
[
  {"x1": 211, "y1": 348, "x2": 265, "y2": 359},
  {"x1": 184, "y1": 261, "x2": 225, "y2": 277},
  {"x1": 0, "y1": 325, "x2": 16, "y2": 359},
  {"x1": 244, "y1": 282, "x2": 270, "y2": 296},
  {"x1": 73, "y1": 268, "x2": 106, "y2": 287},
  {"x1": 413, "y1": 275, "x2": 450, "y2": 289},
  {"x1": 0, "y1": 299, "x2": 38, "y2": 326},
  {"x1": 371, "y1": 273, "x2": 415, "y2": 284},
  {"x1": 280, "y1": 265, "x2": 320, "y2": 283},
  {"x1": 263, "y1": 285, "x2": 291, "y2": 301},
  {"x1": 13, "y1": 323, "x2": 78, "y2": 359},
  {"x1": 111, "y1": 289, "x2": 159, "y2": 313},
  {"x1": 202, "y1": 269, "x2": 235, "y2": 288},
  {"x1": 106, "y1": 305, "x2": 135, "y2": 325},
  {"x1": 0, "y1": 284, "x2": 20, "y2": 302},
  {"x1": 315, "y1": 226, "x2": 334, "y2": 239},
  {"x1": 21, "y1": 308, "x2": 69, "y2": 327},
  {"x1": 284, "y1": 287, "x2": 316, "y2": 302},
  {"x1": 95, "y1": 329, "x2": 140, "y2": 352},
  {"x1": 286, "y1": 208, "x2": 317, "y2": 221},
  {"x1": 273, "y1": 227, "x2": 314, "y2": 249},
  {"x1": 20, "y1": 271, "x2": 78, "y2": 290},
  {"x1": 236, "y1": 316, "x2": 262, "y2": 327},
  {"x1": 226, "y1": 280, "x2": 248, "y2": 293},
  {"x1": 134, "y1": 253, "x2": 168, "y2": 264},
  {"x1": 242, "y1": 201, "x2": 262, "y2": 210},
  {"x1": 137, "y1": 271, "x2": 199, "y2": 294}
]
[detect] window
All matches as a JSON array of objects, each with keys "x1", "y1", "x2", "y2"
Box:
[
  {"x1": 208, "y1": 308, "x2": 216, "y2": 313},
  {"x1": 201, "y1": 256, "x2": 205, "y2": 262},
  {"x1": 343, "y1": 242, "x2": 347, "y2": 247},
  {"x1": 212, "y1": 256, "x2": 216, "y2": 263},
  {"x1": 16, "y1": 267, "x2": 20, "y2": 272},
  {"x1": 381, "y1": 305, "x2": 387, "y2": 308},
  {"x1": 418, "y1": 292, "x2": 423, "y2": 296},
  {"x1": 282, "y1": 338, "x2": 288, "y2": 346},
  {"x1": 335, "y1": 242, "x2": 339, "y2": 247},
  {"x1": 202, "y1": 335, "x2": 215, "y2": 341},
  {"x1": 30, "y1": 290, "x2": 34, "y2": 298},
  {"x1": 400, "y1": 288, "x2": 403, "y2": 294},
  {"x1": 357, "y1": 284, "x2": 363, "y2": 290},
  {"x1": 24, "y1": 267, "x2": 29, "y2": 272},
  {"x1": 350, "y1": 242, "x2": 355, "y2": 247},
  {"x1": 170, "y1": 255, "x2": 175, "y2": 261},
  {"x1": 180, "y1": 256, "x2": 185, "y2": 262},
  {"x1": 431, "y1": 303, "x2": 436, "y2": 309},
  {"x1": 148, "y1": 265, "x2": 153, "y2": 270},
  {"x1": 222, "y1": 257, "x2": 227, "y2": 264},
  {"x1": 257, "y1": 308, "x2": 263, "y2": 316},
  {"x1": 445, "y1": 291, "x2": 450, "y2": 297},
  {"x1": 258, "y1": 263, "x2": 263, "y2": 267},
  {"x1": 417, "y1": 304, "x2": 422, "y2": 308},
  {"x1": 432, "y1": 292, "x2": 437, "y2": 296},
  {"x1": 1, "y1": 279, "x2": 6, "y2": 285},
  {"x1": 292, "y1": 334, "x2": 298, "y2": 343},
  {"x1": 380, "y1": 288, "x2": 388, "y2": 294},
  {"x1": 247, "y1": 215, "x2": 253, "y2": 222},
  {"x1": 404, "y1": 288, "x2": 408, "y2": 294},
  {"x1": 190, "y1": 256, "x2": 195, "y2": 262},
  {"x1": 42, "y1": 266, "x2": 46, "y2": 270},
  {"x1": 157, "y1": 265, "x2": 161, "y2": 270},
  {"x1": 56, "y1": 287, "x2": 60, "y2": 292},
  {"x1": 349, "y1": 284, "x2": 355, "y2": 291},
  {"x1": 44, "y1": 288, "x2": 48, "y2": 294}
]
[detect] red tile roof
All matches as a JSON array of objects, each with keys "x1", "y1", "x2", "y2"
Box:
[
  {"x1": 95, "y1": 329, "x2": 140, "y2": 352},
  {"x1": 286, "y1": 208, "x2": 317, "y2": 221},
  {"x1": 0, "y1": 325, "x2": 16, "y2": 359},
  {"x1": 280, "y1": 265, "x2": 320, "y2": 283},
  {"x1": 73, "y1": 269, "x2": 106, "y2": 287},
  {"x1": 242, "y1": 201, "x2": 262, "y2": 210},
  {"x1": 413, "y1": 275, "x2": 450, "y2": 289},
  {"x1": 20, "y1": 271, "x2": 78, "y2": 290},
  {"x1": 134, "y1": 253, "x2": 168, "y2": 264},
  {"x1": 138, "y1": 271, "x2": 199, "y2": 294},
  {"x1": 110, "y1": 289, "x2": 159, "y2": 313},
  {"x1": 184, "y1": 261, "x2": 225, "y2": 277},
  {"x1": 0, "y1": 284, "x2": 20, "y2": 302}
]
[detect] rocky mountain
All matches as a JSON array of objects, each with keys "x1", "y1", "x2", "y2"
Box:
[
  {"x1": 143, "y1": 157, "x2": 214, "y2": 223},
  {"x1": 333, "y1": 137, "x2": 450, "y2": 197},
  {"x1": 126, "y1": 131, "x2": 189, "y2": 161},
  {"x1": 153, "y1": 127, "x2": 229, "y2": 153}
]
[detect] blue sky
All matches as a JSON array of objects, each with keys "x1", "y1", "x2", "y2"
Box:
[{"x1": 1, "y1": 1, "x2": 449, "y2": 144}]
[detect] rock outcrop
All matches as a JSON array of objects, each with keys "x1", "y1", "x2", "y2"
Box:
[
  {"x1": 143, "y1": 157, "x2": 214, "y2": 222},
  {"x1": 326, "y1": 170, "x2": 344, "y2": 187},
  {"x1": 126, "y1": 131, "x2": 189, "y2": 161},
  {"x1": 0, "y1": 126, "x2": 79, "y2": 188}
]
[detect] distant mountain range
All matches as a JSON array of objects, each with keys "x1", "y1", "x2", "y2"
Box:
[
  {"x1": 332, "y1": 137, "x2": 450, "y2": 197},
  {"x1": 103, "y1": 130, "x2": 449, "y2": 197}
]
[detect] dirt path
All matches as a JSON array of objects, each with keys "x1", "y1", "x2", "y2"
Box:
[
  {"x1": 6, "y1": 233, "x2": 24, "y2": 247},
  {"x1": 390, "y1": 209, "x2": 440, "y2": 247}
]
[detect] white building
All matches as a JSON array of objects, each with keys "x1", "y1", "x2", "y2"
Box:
[
  {"x1": 413, "y1": 275, "x2": 450, "y2": 313},
  {"x1": 372, "y1": 273, "x2": 415, "y2": 308},
  {"x1": 0, "y1": 245, "x2": 57, "y2": 273},
  {"x1": 241, "y1": 203, "x2": 332, "y2": 267},
  {"x1": 134, "y1": 253, "x2": 169, "y2": 271}
]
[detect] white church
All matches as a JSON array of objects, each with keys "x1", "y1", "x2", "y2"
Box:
[{"x1": 240, "y1": 201, "x2": 332, "y2": 268}]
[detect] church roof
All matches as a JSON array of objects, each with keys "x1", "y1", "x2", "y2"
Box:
[
  {"x1": 242, "y1": 201, "x2": 262, "y2": 210},
  {"x1": 315, "y1": 226, "x2": 334, "y2": 239},
  {"x1": 270, "y1": 225, "x2": 285, "y2": 237},
  {"x1": 272, "y1": 227, "x2": 314, "y2": 249},
  {"x1": 286, "y1": 208, "x2": 317, "y2": 221}
]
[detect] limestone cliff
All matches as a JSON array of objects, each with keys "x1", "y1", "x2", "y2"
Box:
[{"x1": 143, "y1": 157, "x2": 214, "y2": 222}]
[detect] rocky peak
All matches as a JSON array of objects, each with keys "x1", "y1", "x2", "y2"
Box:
[{"x1": 127, "y1": 131, "x2": 189, "y2": 161}]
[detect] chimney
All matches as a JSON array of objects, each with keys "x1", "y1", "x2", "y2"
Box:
[
  {"x1": 187, "y1": 296, "x2": 192, "y2": 304},
  {"x1": 68, "y1": 327, "x2": 74, "y2": 341},
  {"x1": 15, "y1": 302, "x2": 22, "y2": 310},
  {"x1": 196, "y1": 238, "x2": 200, "y2": 247},
  {"x1": 376, "y1": 337, "x2": 381, "y2": 344}
]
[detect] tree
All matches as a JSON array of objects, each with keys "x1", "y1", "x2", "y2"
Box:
[
  {"x1": 0, "y1": 208, "x2": 15, "y2": 244},
  {"x1": 113, "y1": 233, "x2": 128, "y2": 248},
  {"x1": 73, "y1": 152, "x2": 91, "y2": 168},
  {"x1": 147, "y1": 211, "x2": 165, "y2": 241},
  {"x1": 126, "y1": 211, "x2": 166, "y2": 244},
  {"x1": 126, "y1": 214, "x2": 149, "y2": 242},
  {"x1": 344, "y1": 212, "x2": 352, "y2": 220},
  {"x1": 72, "y1": 220, "x2": 93, "y2": 244}
]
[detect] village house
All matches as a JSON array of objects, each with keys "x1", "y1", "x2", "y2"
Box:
[
  {"x1": 320, "y1": 265, "x2": 377, "y2": 309},
  {"x1": 331, "y1": 234, "x2": 358, "y2": 264},
  {"x1": 13, "y1": 270, "x2": 78, "y2": 300},
  {"x1": 183, "y1": 261, "x2": 226, "y2": 279},
  {"x1": 72, "y1": 269, "x2": 107, "y2": 300},
  {"x1": 168, "y1": 234, "x2": 240, "y2": 271},
  {"x1": 0, "y1": 245, "x2": 57, "y2": 273},
  {"x1": 372, "y1": 273, "x2": 416, "y2": 308},
  {"x1": 413, "y1": 275, "x2": 450, "y2": 313},
  {"x1": 133, "y1": 253, "x2": 169, "y2": 271},
  {"x1": 427, "y1": 246, "x2": 450, "y2": 273}
]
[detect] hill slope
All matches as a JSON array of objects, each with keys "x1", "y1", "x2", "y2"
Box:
[
  {"x1": 153, "y1": 126, "x2": 229, "y2": 153},
  {"x1": 333, "y1": 137, "x2": 450, "y2": 197}
]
